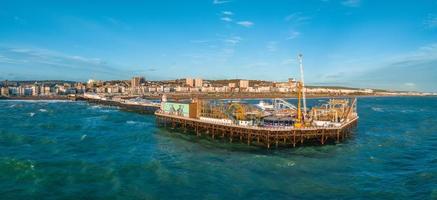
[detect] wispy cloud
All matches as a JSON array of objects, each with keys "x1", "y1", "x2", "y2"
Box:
[
  {"x1": 424, "y1": 14, "x2": 437, "y2": 29},
  {"x1": 0, "y1": 46, "x2": 132, "y2": 80},
  {"x1": 221, "y1": 17, "x2": 233, "y2": 22},
  {"x1": 281, "y1": 58, "x2": 296, "y2": 65},
  {"x1": 213, "y1": 0, "x2": 230, "y2": 5},
  {"x1": 341, "y1": 0, "x2": 361, "y2": 7},
  {"x1": 319, "y1": 43, "x2": 437, "y2": 92},
  {"x1": 389, "y1": 43, "x2": 437, "y2": 64},
  {"x1": 266, "y1": 41, "x2": 278, "y2": 52},
  {"x1": 286, "y1": 31, "x2": 301, "y2": 40},
  {"x1": 236, "y1": 21, "x2": 254, "y2": 27},
  {"x1": 247, "y1": 61, "x2": 270, "y2": 68},
  {"x1": 190, "y1": 40, "x2": 211, "y2": 44},
  {"x1": 222, "y1": 11, "x2": 233, "y2": 15},
  {"x1": 404, "y1": 82, "x2": 416, "y2": 87},
  {"x1": 104, "y1": 17, "x2": 131, "y2": 30},
  {"x1": 0, "y1": 54, "x2": 22, "y2": 64},
  {"x1": 210, "y1": 36, "x2": 243, "y2": 62},
  {"x1": 284, "y1": 12, "x2": 311, "y2": 25},
  {"x1": 13, "y1": 16, "x2": 26, "y2": 24},
  {"x1": 223, "y1": 36, "x2": 242, "y2": 45}
]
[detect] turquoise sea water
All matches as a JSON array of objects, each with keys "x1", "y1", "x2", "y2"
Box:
[{"x1": 0, "y1": 97, "x2": 436, "y2": 199}]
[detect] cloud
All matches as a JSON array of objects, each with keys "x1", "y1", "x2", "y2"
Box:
[
  {"x1": 222, "y1": 11, "x2": 233, "y2": 15},
  {"x1": 219, "y1": 11, "x2": 233, "y2": 22},
  {"x1": 284, "y1": 12, "x2": 311, "y2": 25},
  {"x1": 213, "y1": 0, "x2": 230, "y2": 4},
  {"x1": 424, "y1": 14, "x2": 437, "y2": 29},
  {"x1": 281, "y1": 58, "x2": 296, "y2": 65},
  {"x1": 329, "y1": 43, "x2": 437, "y2": 92},
  {"x1": 0, "y1": 46, "x2": 133, "y2": 80},
  {"x1": 247, "y1": 62, "x2": 270, "y2": 68},
  {"x1": 286, "y1": 31, "x2": 301, "y2": 40},
  {"x1": 213, "y1": 36, "x2": 243, "y2": 62},
  {"x1": 266, "y1": 41, "x2": 277, "y2": 52},
  {"x1": 404, "y1": 82, "x2": 416, "y2": 87},
  {"x1": 0, "y1": 54, "x2": 22, "y2": 64},
  {"x1": 341, "y1": 0, "x2": 361, "y2": 7},
  {"x1": 104, "y1": 17, "x2": 131, "y2": 30},
  {"x1": 236, "y1": 21, "x2": 254, "y2": 27},
  {"x1": 389, "y1": 43, "x2": 437, "y2": 64},
  {"x1": 221, "y1": 17, "x2": 233, "y2": 22},
  {"x1": 13, "y1": 16, "x2": 26, "y2": 24},
  {"x1": 223, "y1": 36, "x2": 242, "y2": 45},
  {"x1": 190, "y1": 40, "x2": 211, "y2": 44}
]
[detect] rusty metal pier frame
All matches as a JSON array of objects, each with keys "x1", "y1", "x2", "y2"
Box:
[{"x1": 155, "y1": 112, "x2": 358, "y2": 148}]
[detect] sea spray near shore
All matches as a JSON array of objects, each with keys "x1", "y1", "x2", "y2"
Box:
[{"x1": 0, "y1": 97, "x2": 436, "y2": 199}]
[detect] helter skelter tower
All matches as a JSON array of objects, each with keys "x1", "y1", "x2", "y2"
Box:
[{"x1": 294, "y1": 53, "x2": 307, "y2": 128}]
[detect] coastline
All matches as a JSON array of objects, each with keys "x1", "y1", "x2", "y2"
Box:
[
  {"x1": 0, "y1": 96, "x2": 70, "y2": 100},
  {"x1": 1, "y1": 93, "x2": 433, "y2": 101},
  {"x1": 136, "y1": 93, "x2": 432, "y2": 100}
]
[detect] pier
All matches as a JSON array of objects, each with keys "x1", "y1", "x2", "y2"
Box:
[
  {"x1": 77, "y1": 94, "x2": 160, "y2": 114},
  {"x1": 156, "y1": 111, "x2": 358, "y2": 148}
]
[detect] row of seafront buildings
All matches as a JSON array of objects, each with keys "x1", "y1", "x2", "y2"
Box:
[
  {"x1": 0, "y1": 77, "x2": 378, "y2": 98},
  {"x1": 126, "y1": 77, "x2": 375, "y2": 95},
  {"x1": 0, "y1": 81, "x2": 86, "y2": 97}
]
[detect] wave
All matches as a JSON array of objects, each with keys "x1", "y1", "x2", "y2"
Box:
[
  {"x1": 89, "y1": 105, "x2": 117, "y2": 112},
  {"x1": 81, "y1": 134, "x2": 87, "y2": 141},
  {"x1": 126, "y1": 121, "x2": 149, "y2": 126},
  {"x1": 0, "y1": 158, "x2": 36, "y2": 172},
  {"x1": 99, "y1": 109, "x2": 116, "y2": 113},
  {"x1": 90, "y1": 105, "x2": 102, "y2": 109},
  {"x1": 29, "y1": 112, "x2": 35, "y2": 117},
  {"x1": 39, "y1": 109, "x2": 48, "y2": 112},
  {"x1": 371, "y1": 107, "x2": 383, "y2": 112},
  {"x1": 126, "y1": 120, "x2": 140, "y2": 124},
  {"x1": 400, "y1": 109, "x2": 414, "y2": 113},
  {"x1": 287, "y1": 161, "x2": 296, "y2": 167}
]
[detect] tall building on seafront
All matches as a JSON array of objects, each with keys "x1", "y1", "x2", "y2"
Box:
[
  {"x1": 239, "y1": 80, "x2": 249, "y2": 89},
  {"x1": 186, "y1": 78, "x2": 194, "y2": 87},
  {"x1": 194, "y1": 78, "x2": 203, "y2": 88},
  {"x1": 131, "y1": 76, "x2": 145, "y2": 88}
]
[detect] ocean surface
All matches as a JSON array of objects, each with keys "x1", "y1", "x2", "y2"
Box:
[{"x1": 0, "y1": 97, "x2": 436, "y2": 199}]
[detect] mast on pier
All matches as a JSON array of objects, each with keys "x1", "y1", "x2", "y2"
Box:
[{"x1": 298, "y1": 54, "x2": 307, "y2": 115}]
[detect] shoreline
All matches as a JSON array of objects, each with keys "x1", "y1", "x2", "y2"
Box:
[
  {"x1": 0, "y1": 96, "x2": 70, "y2": 100},
  {"x1": 1, "y1": 94, "x2": 434, "y2": 101},
  {"x1": 137, "y1": 93, "x2": 434, "y2": 100}
]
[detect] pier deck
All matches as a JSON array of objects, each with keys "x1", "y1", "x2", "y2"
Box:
[
  {"x1": 155, "y1": 112, "x2": 358, "y2": 148},
  {"x1": 79, "y1": 97, "x2": 160, "y2": 114}
]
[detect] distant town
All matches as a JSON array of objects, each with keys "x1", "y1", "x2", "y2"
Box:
[{"x1": 0, "y1": 77, "x2": 435, "y2": 100}]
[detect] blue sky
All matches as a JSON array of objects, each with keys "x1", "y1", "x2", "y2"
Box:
[{"x1": 0, "y1": 0, "x2": 436, "y2": 92}]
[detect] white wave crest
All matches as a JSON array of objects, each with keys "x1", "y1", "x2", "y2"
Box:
[
  {"x1": 371, "y1": 107, "x2": 383, "y2": 112},
  {"x1": 81, "y1": 134, "x2": 87, "y2": 141}
]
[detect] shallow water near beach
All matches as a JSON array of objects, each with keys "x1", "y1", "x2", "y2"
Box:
[{"x1": 0, "y1": 97, "x2": 436, "y2": 199}]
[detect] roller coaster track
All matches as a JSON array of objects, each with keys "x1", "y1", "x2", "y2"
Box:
[{"x1": 273, "y1": 98, "x2": 297, "y2": 110}]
